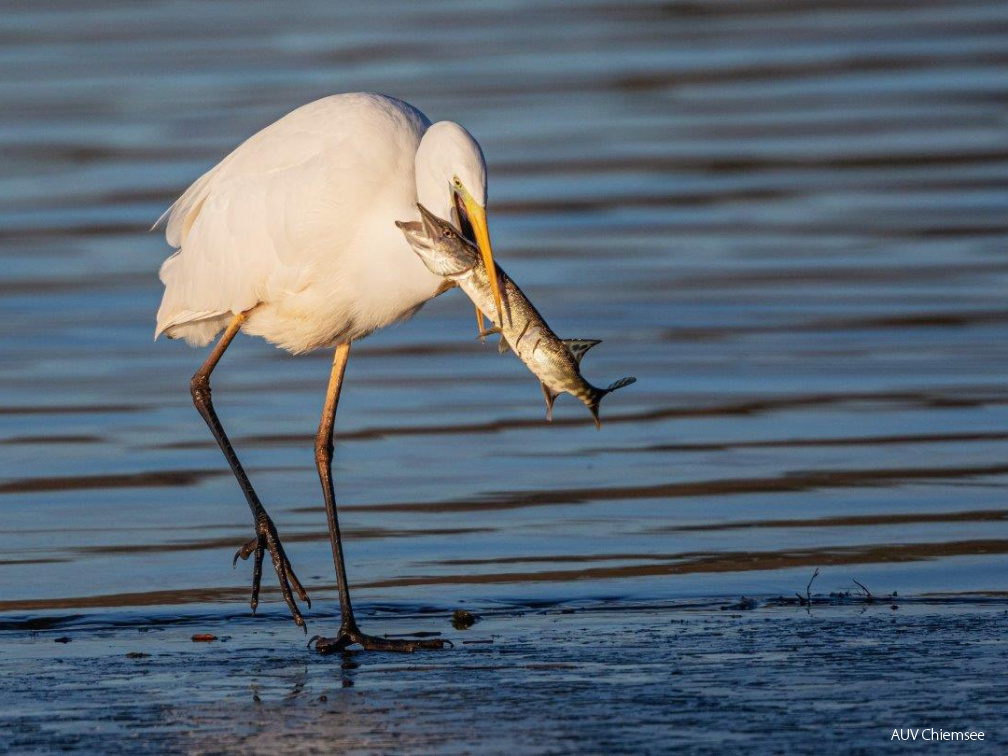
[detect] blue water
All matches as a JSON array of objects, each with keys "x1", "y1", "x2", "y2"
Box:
[{"x1": 1, "y1": 0, "x2": 1007, "y2": 625}]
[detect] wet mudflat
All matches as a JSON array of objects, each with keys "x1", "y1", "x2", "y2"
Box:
[
  {"x1": 2, "y1": 598, "x2": 1007, "y2": 754},
  {"x1": 2, "y1": 0, "x2": 1008, "y2": 751}
]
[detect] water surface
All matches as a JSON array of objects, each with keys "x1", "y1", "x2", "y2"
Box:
[{"x1": 1, "y1": 0, "x2": 1007, "y2": 748}]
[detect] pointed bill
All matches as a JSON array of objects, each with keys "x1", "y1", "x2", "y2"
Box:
[{"x1": 458, "y1": 192, "x2": 504, "y2": 325}]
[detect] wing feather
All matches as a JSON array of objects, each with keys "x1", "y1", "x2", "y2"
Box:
[{"x1": 154, "y1": 93, "x2": 431, "y2": 347}]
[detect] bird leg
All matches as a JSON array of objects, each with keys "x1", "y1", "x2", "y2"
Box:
[
  {"x1": 190, "y1": 312, "x2": 310, "y2": 631},
  {"x1": 309, "y1": 343, "x2": 446, "y2": 654},
  {"x1": 475, "y1": 305, "x2": 488, "y2": 342}
]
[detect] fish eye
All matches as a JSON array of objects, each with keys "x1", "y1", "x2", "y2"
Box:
[{"x1": 443, "y1": 227, "x2": 455, "y2": 238}]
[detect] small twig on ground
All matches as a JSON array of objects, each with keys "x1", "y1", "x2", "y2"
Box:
[
  {"x1": 795, "y1": 567, "x2": 820, "y2": 608},
  {"x1": 806, "y1": 568, "x2": 820, "y2": 605},
  {"x1": 852, "y1": 579, "x2": 874, "y2": 603}
]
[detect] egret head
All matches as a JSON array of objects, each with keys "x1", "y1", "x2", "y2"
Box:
[{"x1": 414, "y1": 121, "x2": 502, "y2": 320}]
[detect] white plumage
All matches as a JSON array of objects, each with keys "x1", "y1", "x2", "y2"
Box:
[
  {"x1": 155, "y1": 92, "x2": 490, "y2": 353},
  {"x1": 152, "y1": 93, "x2": 506, "y2": 646}
]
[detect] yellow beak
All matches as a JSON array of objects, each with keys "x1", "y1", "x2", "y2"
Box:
[{"x1": 460, "y1": 193, "x2": 504, "y2": 325}]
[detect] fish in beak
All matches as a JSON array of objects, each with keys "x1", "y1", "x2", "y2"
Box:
[
  {"x1": 452, "y1": 178, "x2": 504, "y2": 328},
  {"x1": 397, "y1": 204, "x2": 479, "y2": 276},
  {"x1": 396, "y1": 202, "x2": 636, "y2": 428}
]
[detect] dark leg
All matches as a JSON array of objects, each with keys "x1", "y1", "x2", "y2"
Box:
[
  {"x1": 310, "y1": 343, "x2": 446, "y2": 654},
  {"x1": 191, "y1": 312, "x2": 310, "y2": 631}
]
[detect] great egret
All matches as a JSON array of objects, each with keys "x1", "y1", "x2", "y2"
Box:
[{"x1": 155, "y1": 93, "x2": 504, "y2": 653}]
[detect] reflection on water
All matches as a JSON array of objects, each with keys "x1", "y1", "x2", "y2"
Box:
[{"x1": 1, "y1": 0, "x2": 1008, "y2": 622}]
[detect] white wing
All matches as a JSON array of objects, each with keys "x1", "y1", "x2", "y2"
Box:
[{"x1": 154, "y1": 93, "x2": 431, "y2": 347}]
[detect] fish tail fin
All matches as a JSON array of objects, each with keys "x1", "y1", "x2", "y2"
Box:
[
  {"x1": 606, "y1": 376, "x2": 637, "y2": 393},
  {"x1": 586, "y1": 376, "x2": 637, "y2": 430}
]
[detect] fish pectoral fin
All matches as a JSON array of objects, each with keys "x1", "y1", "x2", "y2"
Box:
[
  {"x1": 562, "y1": 339, "x2": 602, "y2": 365},
  {"x1": 497, "y1": 334, "x2": 511, "y2": 355},
  {"x1": 540, "y1": 382, "x2": 558, "y2": 421}
]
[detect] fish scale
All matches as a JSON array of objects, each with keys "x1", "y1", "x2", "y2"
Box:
[{"x1": 397, "y1": 204, "x2": 635, "y2": 427}]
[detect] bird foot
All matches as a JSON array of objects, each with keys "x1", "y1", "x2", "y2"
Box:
[
  {"x1": 233, "y1": 512, "x2": 310, "y2": 632},
  {"x1": 476, "y1": 326, "x2": 501, "y2": 344},
  {"x1": 310, "y1": 624, "x2": 449, "y2": 654}
]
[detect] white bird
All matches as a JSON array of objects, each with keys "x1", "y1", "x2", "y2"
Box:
[{"x1": 154, "y1": 93, "x2": 504, "y2": 653}]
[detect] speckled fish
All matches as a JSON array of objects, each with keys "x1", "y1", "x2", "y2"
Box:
[{"x1": 396, "y1": 203, "x2": 635, "y2": 428}]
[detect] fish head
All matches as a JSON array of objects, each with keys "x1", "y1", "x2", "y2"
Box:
[{"x1": 395, "y1": 204, "x2": 480, "y2": 277}]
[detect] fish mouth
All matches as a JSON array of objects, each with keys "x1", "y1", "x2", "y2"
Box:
[
  {"x1": 416, "y1": 203, "x2": 448, "y2": 239},
  {"x1": 453, "y1": 190, "x2": 477, "y2": 244},
  {"x1": 394, "y1": 218, "x2": 427, "y2": 247}
]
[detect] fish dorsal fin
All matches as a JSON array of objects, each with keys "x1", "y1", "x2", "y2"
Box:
[
  {"x1": 540, "y1": 382, "x2": 558, "y2": 421},
  {"x1": 563, "y1": 339, "x2": 601, "y2": 365}
]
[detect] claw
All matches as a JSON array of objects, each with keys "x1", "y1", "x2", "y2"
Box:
[
  {"x1": 285, "y1": 562, "x2": 311, "y2": 608},
  {"x1": 233, "y1": 515, "x2": 309, "y2": 630},
  {"x1": 474, "y1": 306, "x2": 487, "y2": 342},
  {"x1": 313, "y1": 628, "x2": 449, "y2": 654},
  {"x1": 313, "y1": 632, "x2": 355, "y2": 654},
  {"x1": 232, "y1": 537, "x2": 257, "y2": 568},
  {"x1": 476, "y1": 326, "x2": 501, "y2": 344},
  {"x1": 265, "y1": 530, "x2": 304, "y2": 630},
  {"x1": 250, "y1": 539, "x2": 265, "y2": 614}
]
